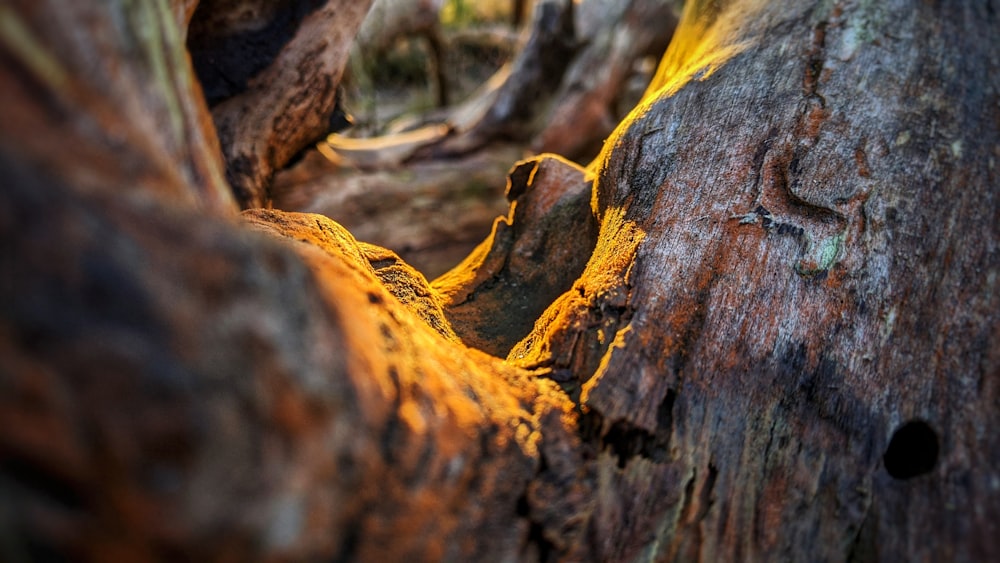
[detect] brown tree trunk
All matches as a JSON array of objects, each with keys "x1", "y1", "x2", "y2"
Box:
[
  {"x1": 1, "y1": 1, "x2": 998, "y2": 562},
  {"x1": 187, "y1": 0, "x2": 373, "y2": 208}
]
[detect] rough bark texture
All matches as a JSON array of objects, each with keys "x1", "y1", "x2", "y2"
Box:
[
  {"x1": 0, "y1": 4, "x2": 573, "y2": 560},
  {"x1": 434, "y1": 154, "x2": 599, "y2": 358},
  {"x1": 0, "y1": 148, "x2": 574, "y2": 560},
  {"x1": 0, "y1": 0, "x2": 236, "y2": 215},
  {"x1": 2, "y1": 0, "x2": 999, "y2": 562},
  {"x1": 507, "y1": 0, "x2": 1000, "y2": 559},
  {"x1": 187, "y1": 0, "x2": 372, "y2": 208}
]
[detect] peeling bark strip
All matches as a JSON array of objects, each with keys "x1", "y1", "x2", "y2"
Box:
[
  {"x1": 188, "y1": 0, "x2": 373, "y2": 208},
  {"x1": 1, "y1": 0, "x2": 999, "y2": 562}
]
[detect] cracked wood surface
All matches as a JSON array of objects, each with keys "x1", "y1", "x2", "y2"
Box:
[
  {"x1": 506, "y1": 0, "x2": 1000, "y2": 559},
  {"x1": 1, "y1": 0, "x2": 998, "y2": 561}
]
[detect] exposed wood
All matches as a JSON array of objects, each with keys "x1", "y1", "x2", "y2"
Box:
[
  {"x1": 507, "y1": 0, "x2": 1000, "y2": 559},
  {"x1": 187, "y1": 0, "x2": 373, "y2": 208},
  {"x1": 1, "y1": 0, "x2": 998, "y2": 561},
  {"x1": 434, "y1": 154, "x2": 599, "y2": 358}
]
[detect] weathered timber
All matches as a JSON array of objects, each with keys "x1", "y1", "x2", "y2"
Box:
[
  {"x1": 0, "y1": 0, "x2": 236, "y2": 215},
  {"x1": 187, "y1": 0, "x2": 373, "y2": 208},
  {"x1": 1, "y1": 0, "x2": 998, "y2": 561},
  {"x1": 509, "y1": 0, "x2": 1000, "y2": 559},
  {"x1": 0, "y1": 146, "x2": 577, "y2": 560},
  {"x1": 434, "y1": 154, "x2": 599, "y2": 358}
]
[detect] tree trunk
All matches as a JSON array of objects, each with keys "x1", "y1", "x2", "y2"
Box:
[
  {"x1": 1, "y1": 1, "x2": 998, "y2": 562},
  {"x1": 187, "y1": 0, "x2": 373, "y2": 208}
]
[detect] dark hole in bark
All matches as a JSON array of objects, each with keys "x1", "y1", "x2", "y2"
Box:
[{"x1": 883, "y1": 420, "x2": 939, "y2": 480}]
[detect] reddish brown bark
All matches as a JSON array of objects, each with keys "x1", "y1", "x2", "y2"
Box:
[
  {"x1": 0, "y1": 1, "x2": 236, "y2": 215},
  {"x1": 1, "y1": 0, "x2": 998, "y2": 561}
]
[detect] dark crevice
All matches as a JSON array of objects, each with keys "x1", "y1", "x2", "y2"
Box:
[
  {"x1": 517, "y1": 493, "x2": 555, "y2": 563},
  {"x1": 369, "y1": 257, "x2": 399, "y2": 271},
  {"x1": 332, "y1": 519, "x2": 361, "y2": 563},
  {"x1": 526, "y1": 520, "x2": 555, "y2": 562},
  {"x1": 578, "y1": 409, "x2": 604, "y2": 449},
  {"x1": 698, "y1": 463, "x2": 718, "y2": 521},
  {"x1": 656, "y1": 389, "x2": 677, "y2": 442},
  {"x1": 0, "y1": 459, "x2": 85, "y2": 511},
  {"x1": 748, "y1": 132, "x2": 778, "y2": 205},
  {"x1": 846, "y1": 502, "x2": 877, "y2": 562},
  {"x1": 679, "y1": 469, "x2": 697, "y2": 519},
  {"x1": 380, "y1": 366, "x2": 403, "y2": 465},
  {"x1": 586, "y1": 389, "x2": 677, "y2": 468},
  {"x1": 604, "y1": 420, "x2": 661, "y2": 467},
  {"x1": 883, "y1": 420, "x2": 939, "y2": 480},
  {"x1": 803, "y1": 20, "x2": 828, "y2": 105}
]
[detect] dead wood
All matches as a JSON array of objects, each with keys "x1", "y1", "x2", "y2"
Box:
[
  {"x1": 1, "y1": 0, "x2": 998, "y2": 561},
  {"x1": 187, "y1": 0, "x2": 373, "y2": 208}
]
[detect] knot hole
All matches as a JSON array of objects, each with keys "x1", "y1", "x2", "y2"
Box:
[{"x1": 883, "y1": 420, "x2": 939, "y2": 480}]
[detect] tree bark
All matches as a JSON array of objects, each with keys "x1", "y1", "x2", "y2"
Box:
[
  {"x1": 1, "y1": 1, "x2": 998, "y2": 562},
  {"x1": 0, "y1": 0, "x2": 236, "y2": 215},
  {"x1": 187, "y1": 0, "x2": 373, "y2": 208}
]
